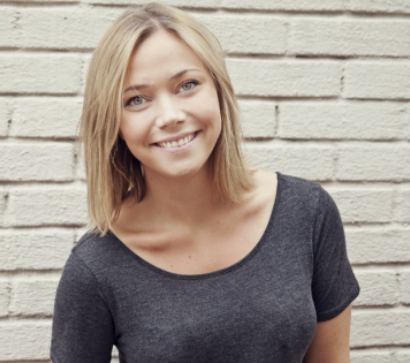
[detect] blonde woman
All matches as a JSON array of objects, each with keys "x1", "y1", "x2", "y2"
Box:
[{"x1": 51, "y1": 3, "x2": 359, "y2": 362}]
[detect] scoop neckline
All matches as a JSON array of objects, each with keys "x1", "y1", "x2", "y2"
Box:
[{"x1": 108, "y1": 172, "x2": 282, "y2": 280}]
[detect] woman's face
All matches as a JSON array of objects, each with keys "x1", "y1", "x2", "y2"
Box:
[{"x1": 120, "y1": 30, "x2": 222, "y2": 180}]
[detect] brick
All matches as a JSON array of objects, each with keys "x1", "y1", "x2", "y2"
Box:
[
  {"x1": 348, "y1": 0, "x2": 410, "y2": 14},
  {"x1": 221, "y1": 0, "x2": 344, "y2": 11},
  {"x1": 0, "y1": 54, "x2": 81, "y2": 94},
  {"x1": 0, "y1": 229, "x2": 74, "y2": 270},
  {"x1": 337, "y1": 145, "x2": 410, "y2": 181},
  {"x1": 81, "y1": 53, "x2": 93, "y2": 95},
  {"x1": 0, "y1": 321, "x2": 51, "y2": 360},
  {"x1": 10, "y1": 97, "x2": 82, "y2": 139},
  {"x1": 19, "y1": 7, "x2": 123, "y2": 50},
  {"x1": 10, "y1": 279, "x2": 59, "y2": 316},
  {"x1": 344, "y1": 61, "x2": 410, "y2": 100},
  {"x1": 0, "y1": 142, "x2": 74, "y2": 181},
  {"x1": 396, "y1": 351, "x2": 410, "y2": 362},
  {"x1": 400, "y1": 271, "x2": 410, "y2": 305},
  {"x1": 351, "y1": 311, "x2": 410, "y2": 347},
  {"x1": 0, "y1": 191, "x2": 8, "y2": 225},
  {"x1": 0, "y1": 281, "x2": 9, "y2": 317},
  {"x1": 328, "y1": 188, "x2": 393, "y2": 223},
  {"x1": 279, "y1": 102, "x2": 409, "y2": 140},
  {"x1": 354, "y1": 271, "x2": 399, "y2": 306},
  {"x1": 12, "y1": 0, "x2": 78, "y2": 2},
  {"x1": 290, "y1": 19, "x2": 410, "y2": 57},
  {"x1": 199, "y1": 15, "x2": 287, "y2": 55},
  {"x1": 351, "y1": 351, "x2": 392, "y2": 363},
  {"x1": 0, "y1": 7, "x2": 20, "y2": 48},
  {"x1": 76, "y1": 151, "x2": 86, "y2": 181},
  {"x1": 0, "y1": 143, "x2": 74, "y2": 181},
  {"x1": 238, "y1": 99, "x2": 276, "y2": 139},
  {"x1": 0, "y1": 98, "x2": 10, "y2": 137},
  {"x1": 394, "y1": 189, "x2": 410, "y2": 222},
  {"x1": 87, "y1": 0, "x2": 220, "y2": 7},
  {"x1": 345, "y1": 227, "x2": 410, "y2": 264},
  {"x1": 227, "y1": 59, "x2": 341, "y2": 98},
  {"x1": 245, "y1": 144, "x2": 334, "y2": 181},
  {"x1": 4, "y1": 187, "x2": 87, "y2": 227}
]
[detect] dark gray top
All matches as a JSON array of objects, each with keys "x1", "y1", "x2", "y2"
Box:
[{"x1": 51, "y1": 173, "x2": 360, "y2": 363}]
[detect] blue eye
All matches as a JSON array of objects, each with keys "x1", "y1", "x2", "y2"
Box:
[
  {"x1": 126, "y1": 96, "x2": 144, "y2": 107},
  {"x1": 180, "y1": 81, "x2": 198, "y2": 91}
]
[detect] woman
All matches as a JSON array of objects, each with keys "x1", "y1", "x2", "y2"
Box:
[{"x1": 51, "y1": 3, "x2": 360, "y2": 362}]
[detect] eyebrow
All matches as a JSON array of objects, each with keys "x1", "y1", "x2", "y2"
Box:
[{"x1": 123, "y1": 68, "x2": 201, "y2": 94}]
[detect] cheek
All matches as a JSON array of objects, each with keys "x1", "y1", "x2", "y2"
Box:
[{"x1": 120, "y1": 116, "x2": 147, "y2": 146}]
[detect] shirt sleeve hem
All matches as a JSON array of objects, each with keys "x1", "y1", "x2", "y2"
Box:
[{"x1": 316, "y1": 284, "x2": 360, "y2": 322}]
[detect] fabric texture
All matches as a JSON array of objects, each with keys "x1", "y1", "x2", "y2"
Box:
[{"x1": 51, "y1": 173, "x2": 360, "y2": 363}]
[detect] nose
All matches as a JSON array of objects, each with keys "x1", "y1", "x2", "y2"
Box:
[{"x1": 155, "y1": 94, "x2": 186, "y2": 129}]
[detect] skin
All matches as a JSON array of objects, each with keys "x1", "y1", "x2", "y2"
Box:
[{"x1": 113, "y1": 29, "x2": 352, "y2": 361}]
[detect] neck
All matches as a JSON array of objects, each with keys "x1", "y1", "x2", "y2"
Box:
[{"x1": 142, "y1": 163, "x2": 223, "y2": 225}]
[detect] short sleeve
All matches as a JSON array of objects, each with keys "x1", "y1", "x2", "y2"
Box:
[
  {"x1": 51, "y1": 252, "x2": 115, "y2": 362},
  {"x1": 311, "y1": 187, "x2": 360, "y2": 322}
]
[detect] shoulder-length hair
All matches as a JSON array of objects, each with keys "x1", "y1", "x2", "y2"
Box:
[{"x1": 81, "y1": 2, "x2": 255, "y2": 235}]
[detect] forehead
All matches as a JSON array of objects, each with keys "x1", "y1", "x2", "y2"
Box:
[{"x1": 126, "y1": 30, "x2": 207, "y2": 82}]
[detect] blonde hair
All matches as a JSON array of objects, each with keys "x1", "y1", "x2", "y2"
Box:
[{"x1": 81, "y1": 2, "x2": 255, "y2": 235}]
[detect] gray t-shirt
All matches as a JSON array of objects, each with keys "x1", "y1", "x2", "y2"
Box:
[{"x1": 51, "y1": 173, "x2": 360, "y2": 363}]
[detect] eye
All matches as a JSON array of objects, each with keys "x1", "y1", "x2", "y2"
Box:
[
  {"x1": 126, "y1": 95, "x2": 145, "y2": 107},
  {"x1": 180, "y1": 80, "x2": 198, "y2": 92}
]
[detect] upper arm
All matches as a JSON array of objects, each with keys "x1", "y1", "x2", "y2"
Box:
[
  {"x1": 51, "y1": 252, "x2": 115, "y2": 363},
  {"x1": 303, "y1": 304, "x2": 352, "y2": 363}
]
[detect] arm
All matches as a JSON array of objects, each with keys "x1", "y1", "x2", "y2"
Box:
[
  {"x1": 51, "y1": 252, "x2": 115, "y2": 362},
  {"x1": 303, "y1": 304, "x2": 352, "y2": 363}
]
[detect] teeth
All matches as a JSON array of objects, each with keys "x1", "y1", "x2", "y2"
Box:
[{"x1": 158, "y1": 133, "x2": 195, "y2": 148}]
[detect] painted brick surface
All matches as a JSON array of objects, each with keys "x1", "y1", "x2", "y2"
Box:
[
  {"x1": 400, "y1": 271, "x2": 410, "y2": 305},
  {"x1": 10, "y1": 279, "x2": 60, "y2": 316},
  {"x1": 0, "y1": 281, "x2": 9, "y2": 317},
  {"x1": 351, "y1": 311, "x2": 410, "y2": 347},
  {"x1": 345, "y1": 228, "x2": 410, "y2": 264},
  {"x1": 0, "y1": 8, "x2": 19, "y2": 48},
  {"x1": 4, "y1": 187, "x2": 87, "y2": 227},
  {"x1": 88, "y1": 0, "x2": 220, "y2": 7},
  {"x1": 0, "y1": 54, "x2": 82, "y2": 94},
  {"x1": 397, "y1": 351, "x2": 410, "y2": 363},
  {"x1": 246, "y1": 144, "x2": 334, "y2": 181},
  {"x1": 336, "y1": 145, "x2": 410, "y2": 182},
  {"x1": 394, "y1": 189, "x2": 410, "y2": 222},
  {"x1": 344, "y1": 61, "x2": 410, "y2": 100},
  {"x1": 227, "y1": 59, "x2": 342, "y2": 97},
  {"x1": 0, "y1": 229, "x2": 74, "y2": 270},
  {"x1": 1, "y1": 0, "x2": 409, "y2": 361},
  {"x1": 0, "y1": 321, "x2": 51, "y2": 360},
  {"x1": 10, "y1": 98, "x2": 82, "y2": 139},
  {"x1": 0, "y1": 143, "x2": 74, "y2": 181},
  {"x1": 327, "y1": 188, "x2": 394, "y2": 224},
  {"x1": 351, "y1": 351, "x2": 392, "y2": 363},
  {"x1": 278, "y1": 102, "x2": 410, "y2": 140},
  {"x1": 18, "y1": 7, "x2": 123, "y2": 50},
  {"x1": 221, "y1": 0, "x2": 345, "y2": 11},
  {"x1": 354, "y1": 271, "x2": 399, "y2": 306},
  {"x1": 348, "y1": 0, "x2": 410, "y2": 13},
  {"x1": 238, "y1": 99, "x2": 276, "y2": 139},
  {"x1": 199, "y1": 15, "x2": 287, "y2": 55},
  {"x1": 0, "y1": 98, "x2": 10, "y2": 137},
  {"x1": 290, "y1": 19, "x2": 410, "y2": 57}
]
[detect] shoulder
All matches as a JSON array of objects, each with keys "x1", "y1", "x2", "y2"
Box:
[
  {"x1": 70, "y1": 231, "x2": 125, "y2": 274},
  {"x1": 278, "y1": 173, "x2": 336, "y2": 208},
  {"x1": 272, "y1": 173, "x2": 340, "y2": 227}
]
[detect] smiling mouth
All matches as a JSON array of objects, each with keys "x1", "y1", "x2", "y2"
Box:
[{"x1": 155, "y1": 132, "x2": 197, "y2": 148}]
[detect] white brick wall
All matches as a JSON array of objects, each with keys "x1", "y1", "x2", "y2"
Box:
[{"x1": 1, "y1": 0, "x2": 409, "y2": 361}]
